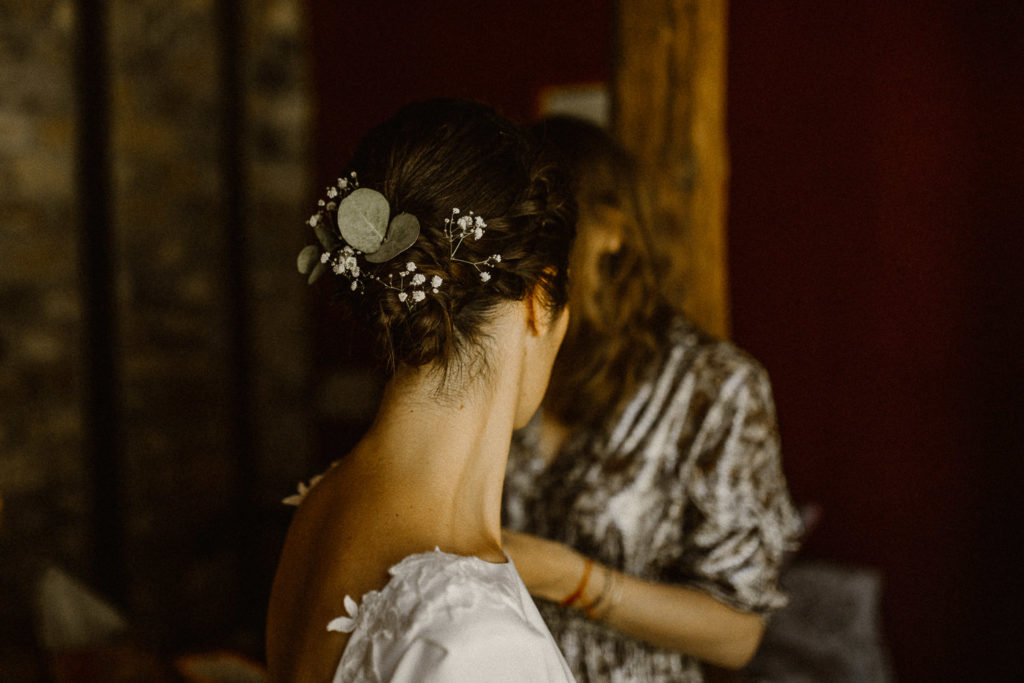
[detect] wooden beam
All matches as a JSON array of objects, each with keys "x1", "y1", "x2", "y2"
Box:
[{"x1": 613, "y1": 0, "x2": 731, "y2": 338}]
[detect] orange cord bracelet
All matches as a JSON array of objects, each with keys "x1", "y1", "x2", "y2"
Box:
[
  {"x1": 559, "y1": 557, "x2": 594, "y2": 607},
  {"x1": 582, "y1": 565, "x2": 613, "y2": 619}
]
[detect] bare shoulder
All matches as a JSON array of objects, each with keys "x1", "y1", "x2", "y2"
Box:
[{"x1": 265, "y1": 459, "x2": 401, "y2": 682}]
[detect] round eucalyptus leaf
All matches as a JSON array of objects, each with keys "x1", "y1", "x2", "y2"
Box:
[
  {"x1": 336, "y1": 188, "x2": 390, "y2": 253},
  {"x1": 364, "y1": 212, "x2": 421, "y2": 263},
  {"x1": 297, "y1": 244, "x2": 321, "y2": 275}
]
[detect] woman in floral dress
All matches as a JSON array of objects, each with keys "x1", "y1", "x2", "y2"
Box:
[{"x1": 503, "y1": 117, "x2": 802, "y2": 682}]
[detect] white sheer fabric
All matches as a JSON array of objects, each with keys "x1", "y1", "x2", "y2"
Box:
[{"x1": 332, "y1": 549, "x2": 575, "y2": 682}]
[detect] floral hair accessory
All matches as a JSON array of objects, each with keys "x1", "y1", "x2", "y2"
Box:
[
  {"x1": 296, "y1": 172, "x2": 503, "y2": 308},
  {"x1": 335, "y1": 188, "x2": 421, "y2": 263},
  {"x1": 445, "y1": 209, "x2": 502, "y2": 282},
  {"x1": 298, "y1": 172, "x2": 420, "y2": 279}
]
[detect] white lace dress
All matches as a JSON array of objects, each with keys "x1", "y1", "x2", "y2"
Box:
[{"x1": 329, "y1": 549, "x2": 576, "y2": 682}]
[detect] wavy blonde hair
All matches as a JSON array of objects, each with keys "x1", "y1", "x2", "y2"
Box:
[{"x1": 531, "y1": 117, "x2": 675, "y2": 430}]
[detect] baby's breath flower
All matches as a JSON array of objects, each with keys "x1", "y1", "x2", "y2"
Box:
[{"x1": 303, "y1": 188, "x2": 503, "y2": 312}]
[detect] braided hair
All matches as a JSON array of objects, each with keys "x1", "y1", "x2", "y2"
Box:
[{"x1": 330, "y1": 100, "x2": 576, "y2": 387}]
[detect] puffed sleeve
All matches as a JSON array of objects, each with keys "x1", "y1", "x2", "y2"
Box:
[
  {"x1": 386, "y1": 607, "x2": 575, "y2": 682},
  {"x1": 672, "y1": 355, "x2": 802, "y2": 614}
]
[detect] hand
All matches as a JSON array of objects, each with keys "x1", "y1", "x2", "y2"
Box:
[
  {"x1": 503, "y1": 529, "x2": 766, "y2": 668},
  {"x1": 502, "y1": 528, "x2": 587, "y2": 603}
]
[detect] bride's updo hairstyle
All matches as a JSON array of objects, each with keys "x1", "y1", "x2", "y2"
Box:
[{"x1": 313, "y1": 100, "x2": 575, "y2": 387}]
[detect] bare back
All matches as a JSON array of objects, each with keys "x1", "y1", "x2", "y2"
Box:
[{"x1": 267, "y1": 455, "x2": 433, "y2": 683}]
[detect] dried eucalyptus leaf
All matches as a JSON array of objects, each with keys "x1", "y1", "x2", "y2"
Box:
[
  {"x1": 314, "y1": 223, "x2": 339, "y2": 251},
  {"x1": 365, "y1": 212, "x2": 421, "y2": 263},
  {"x1": 307, "y1": 261, "x2": 327, "y2": 285},
  {"x1": 336, "y1": 188, "x2": 389, "y2": 253},
  {"x1": 297, "y1": 244, "x2": 320, "y2": 275}
]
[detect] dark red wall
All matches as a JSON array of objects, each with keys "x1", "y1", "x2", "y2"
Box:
[
  {"x1": 309, "y1": 1, "x2": 1022, "y2": 679},
  {"x1": 728, "y1": 2, "x2": 1023, "y2": 680},
  {"x1": 309, "y1": 0, "x2": 611, "y2": 177}
]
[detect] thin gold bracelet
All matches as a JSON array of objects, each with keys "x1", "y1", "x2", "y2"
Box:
[{"x1": 597, "y1": 569, "x2": 625, "y2": 621}]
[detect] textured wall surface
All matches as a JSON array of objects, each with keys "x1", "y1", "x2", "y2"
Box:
[
  {"x1": 0, "y1": 0, "x2": 312, "y2": 672},
  {"x1": 109, "y1": 0, "x2": 239, "y2": 643},
  {"x1": 0, "y1": 1, "x2": 89, "y2": 677}
]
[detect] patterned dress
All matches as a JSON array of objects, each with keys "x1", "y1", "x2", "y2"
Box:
[{"x1": 503, "y1": 317, "x2": 802, "y2": 682}]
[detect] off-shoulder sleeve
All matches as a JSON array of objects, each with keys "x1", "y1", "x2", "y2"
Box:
[
  {"x1": 674, "y1": 357, "x2": 802, "y2": 614},
  {"x1": 387, "y1": 607, "x2": 575, "y2": 682}
]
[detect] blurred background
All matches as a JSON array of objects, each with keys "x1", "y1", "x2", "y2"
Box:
[{"x1": 1, "y1": 1, "x2": 1020, "y2": 681}]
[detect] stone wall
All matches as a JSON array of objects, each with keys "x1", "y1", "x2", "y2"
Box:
[
  {"x1": 0, "y1": 0, "x2": 312, "y2": 673},
  {"x1": 0, "y1": 1, "x2": 88, "y2": 677}
]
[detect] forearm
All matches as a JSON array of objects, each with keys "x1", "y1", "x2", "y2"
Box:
[
  {"x1": 504, "y1": 529, "x2": 767, "y2": 668},
  {"x1": 536, "y1": 555, "x2": 764, "y2": 669},
  {"x1": 596, "y1": 568, "x2": 765, "y2": 669}
]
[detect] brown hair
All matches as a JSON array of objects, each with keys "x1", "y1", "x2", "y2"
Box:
[
  {"x1": 332, "y1": 100, "x2": 575, "y2": 387},
  {"x1": 530, "y1": 116, "x2": 674, "y2": 429}
]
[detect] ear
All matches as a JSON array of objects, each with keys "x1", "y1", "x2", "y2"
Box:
[{"x1": 525, "y1": 279, "x2": 556, "y2": 337}]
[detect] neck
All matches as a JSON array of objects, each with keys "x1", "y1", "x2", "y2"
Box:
[{"x1": 351, "y1": 351, "x2": 522, "y2": 560}]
